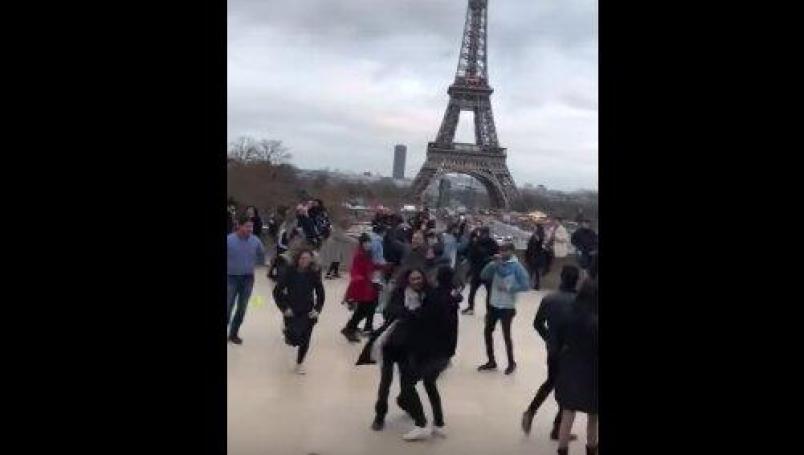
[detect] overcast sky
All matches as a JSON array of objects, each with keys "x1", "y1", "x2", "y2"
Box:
[{"x1": 228, "y1": 0, "x2": 597, "y2": 191}]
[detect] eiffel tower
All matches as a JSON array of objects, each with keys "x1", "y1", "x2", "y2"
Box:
[{"x1": 411, "y1": 0, "x2": 519, "y2": 209}]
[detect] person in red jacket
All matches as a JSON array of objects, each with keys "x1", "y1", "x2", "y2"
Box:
[{"x1": 341, "y1": 233, "x2": 379, "y2": 342}]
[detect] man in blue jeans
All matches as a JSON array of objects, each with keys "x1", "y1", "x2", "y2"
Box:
[{"x1": 227, "y1": 214, "x2": 266, "y2": 344}]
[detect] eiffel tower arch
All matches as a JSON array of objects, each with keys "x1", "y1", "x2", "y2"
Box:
[{"x1": 411, "y1": 0, "x2": 520, "y2": 209}]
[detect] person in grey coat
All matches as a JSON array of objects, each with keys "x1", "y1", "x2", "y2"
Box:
[{"x1": 320, "y1": 224, "x2": 357, "y2": 279}]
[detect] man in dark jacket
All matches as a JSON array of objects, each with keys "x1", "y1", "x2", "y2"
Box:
[
  {"x1": 570, "y1": 219, "x2": 598, "y2": 273},
  {"x1": 525, "y1": 223, "x2": 547, "y2": 290},
  {"x1": 463, "y1": 226, "x2": 499, "y2": 315},
  {"x1": 521, "y1": 265, "x2": 580, "y2": 439}
]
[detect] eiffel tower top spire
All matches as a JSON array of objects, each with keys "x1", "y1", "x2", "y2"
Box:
[{"x1": 454, "y1": 0, "x2": 490, "y2": 88}]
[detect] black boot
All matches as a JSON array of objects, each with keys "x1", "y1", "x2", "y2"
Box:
[
  {"x1": 557, "y1": 448, "x2": 569, "y2": 455},
  {"x1": 586, "y1": 445, "x2": 598, "y2": 455},
  {"x1": 521, "y1": 410, "x2": 534, "y2": 435}
]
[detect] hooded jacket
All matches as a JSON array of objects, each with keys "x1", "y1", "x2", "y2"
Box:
[{"x1": 480, "y1": 256, "x2": 530, "y2": 309}]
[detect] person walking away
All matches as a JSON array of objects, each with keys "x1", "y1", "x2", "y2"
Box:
[
  {"x1": 477, "y1": 242, "x2": 530, "y2": 374},
  {"x1": 341, "y1": 234, "x2": 379, "y2": 342},
  {"x1": 525, "y1": 222, "x2": 547, "y2": 290},
  {"x1": 246, "y1": 206, "x2": 264, "y2": 241},
  {"x1": 463, "y1": 226, "x2": 499, "y2": 315},
  {"x1": 272, "y1": 250, "x2": 325, "y2": 375},
  {"x1": 321, "y1": 220, "x2": 355, "y2": 279},
  {"x1": 571, "y1": 219, "x2": 598, "y2": 276},
  {"x1": 396, "y1": 266, "x2": 459, "y2": 441},
  {"x1": 521, "y1": 265, "x2": 581, "y2": 440},
  {"x1": 227, "y1": 215, "x2": 266, "y2": 344},
  {"x1": 440, "y1": 222, "x2": 460, "y2": 268},
  {"x1": 554, "y1": 278, "x2": 598, "y2": 455}
]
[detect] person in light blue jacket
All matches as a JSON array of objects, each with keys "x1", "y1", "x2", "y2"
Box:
[{"x1": 477, "y1": 241, "x2": 530, "y2": 375}]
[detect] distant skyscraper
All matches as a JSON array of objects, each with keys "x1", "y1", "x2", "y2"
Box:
[{"x1": 393, "y1": 145, "x2": 407, "y2": 179}]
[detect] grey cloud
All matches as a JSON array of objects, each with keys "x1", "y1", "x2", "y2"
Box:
[{"x1": 228, "y1": 0, "x2": 598, "y2": 191}]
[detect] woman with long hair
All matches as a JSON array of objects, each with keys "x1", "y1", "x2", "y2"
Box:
[
  {"x1": 554, "y1": 278, "x2": 598, "y2": 455},
  {"x1": 341, "y1": 233, "x2": 379, "y2": 342},
  {"x1": 272, "y1": 249, "x2": 325, "y2": 375},
  {"x1": 356, "y1": 268, "x2": 431, "y2": 434},
  {"x1": 396, "y1": 266, "x2": 462, "y2": 441}
]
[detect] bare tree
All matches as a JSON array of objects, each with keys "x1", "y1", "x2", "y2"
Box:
[{"x1": 228, "y1": 135, "x2": 292, "y2": 165}]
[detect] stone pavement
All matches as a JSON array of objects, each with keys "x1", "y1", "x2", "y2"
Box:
[{"x1": 228, "y1": 268, "x2": 589, "y2": 455}]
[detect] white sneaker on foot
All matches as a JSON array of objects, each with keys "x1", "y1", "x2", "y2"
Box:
[
  {"x1": 403, "y1": 425, "x2": 432, "y2": 441},
  {"x1": 432, "y1": 425, "x2": 447, "y2": 438},
  {"x1": 294, "y1": 364, "x2": 306, "y2": 375}
]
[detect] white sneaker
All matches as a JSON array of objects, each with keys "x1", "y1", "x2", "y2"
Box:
[
  {"x1": 294, "y1": 364, "x2": 306, "y2": 375},
  {"x1": 403, "y1": 425, "x2": 432, "y2": 441},
  {"x1": 432, "y1": 425, "x2": 447, "y2": 438}
]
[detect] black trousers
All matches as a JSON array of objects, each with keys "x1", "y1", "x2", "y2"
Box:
[
  {"x1": 484, "y1": 307, "x2": 516, "y2": 365},
  {"x1": 375, "y1": 348, "x2": 404, "y2": 419},
  {"x1": 398, "y1": 357, "x2": 449, "y2": 427},
  {"x1": 467, "y1": 273, "x2": 491, "y2": 310},
  {"x1": 527, "y1": 355, "x2": 563, "y2": 432},
  {"x1": 345, "y1": 299, "x2": 378, "y2": 332},
  {"x1": 285, "y1": 317, "x2": 316, "y2": 364}
]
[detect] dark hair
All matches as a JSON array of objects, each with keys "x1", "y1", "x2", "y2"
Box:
[
  {"x1": 559, "y1": 265, "x2": 580, "y2": 291},
  {"x1": 314, "y1": 198, "x2": 325, "y2": 209},
  {"x1": 401, "y1": 267, "x2": 427, "y2": 287},
  {"x1": 436, "y1": 266, "x2": 455, "y2": 288},
  {"x1": 500, "y1": 241, "x2": 515, "y2": 252},
  {"x1": 358, "y1": 233, "x2": 371, "y2": 244},
  {"x1": 246, "y1": 205, "x2": 259, "y2": 217},
  {"x1": 237, "y1": 214, "x2": 251, "y2": 226}
]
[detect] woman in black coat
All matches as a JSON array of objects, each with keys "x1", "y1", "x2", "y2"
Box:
[
  {"x1": 357, "y1": 268, "x2": 430, "y2": 434},
  {"x1": 272, "y1": 249, "x2": 325, "y2": 375},
  {"x1": 394, "y1": 266, "x2": 460, "y2": 441},
  {"x1": 554, "y1": 278, "x2": 598, "y2": 455}
]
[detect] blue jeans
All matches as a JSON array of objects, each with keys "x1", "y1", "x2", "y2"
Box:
[{"x1": 227, "y1": 274, "x2": 254, "y2": 338}]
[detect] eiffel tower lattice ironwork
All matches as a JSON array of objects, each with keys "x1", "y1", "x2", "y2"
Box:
[{"x1": 410, "y1": 0, "x2": 519, "y2": 209}]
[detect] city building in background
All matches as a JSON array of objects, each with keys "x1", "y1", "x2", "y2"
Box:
[{"x1": 392, "y1": 144, "x2": 406, "y2": 179}]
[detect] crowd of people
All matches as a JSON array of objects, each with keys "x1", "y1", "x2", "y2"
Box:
[{"x1": 226, "y1": 200, "x2": 598, "y2": 453}]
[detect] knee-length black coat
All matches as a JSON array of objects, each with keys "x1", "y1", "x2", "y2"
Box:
[{"x1": 555, "y1": 305, "x2": 598, "y2": 414}]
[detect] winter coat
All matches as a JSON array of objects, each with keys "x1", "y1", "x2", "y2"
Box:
[
  {"x1": 356, "y1": 285, "x2": 427, "y2": 366},
  {"x1": 344, "y1": 248, "x2": 378, "y2": 303},
  {"x1": 318, "y1": 228, "x2": 356, "y2": 265},
  {"x1": 418, "y1": 286, "x2": 462, "y2": 358},
  {"x1": 525, "y1": 226, "x2": 546, "y2": 270},
  {"x1": 571, "y1": 227, "x2": 598, "y2": 256},
  {"x1": 468, "y1": 237, "x2": 500, "y2": 276},
  {"x1": 480, "y1": 257, "x2": 530, "y2": 309},
  {"x1": 555, "y1": 303, "x2": 598, "y2": 414},
  {"x1": 551, "y1": 224, "x2": 570, "y2": 258},
  {"x1": 273, "y1": 266, "x2": 325, "y2": 315}
]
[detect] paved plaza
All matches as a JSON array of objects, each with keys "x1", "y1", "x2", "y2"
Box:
[{"x1": 228, "y1": 268, "x2": 588, "y2": 455}]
